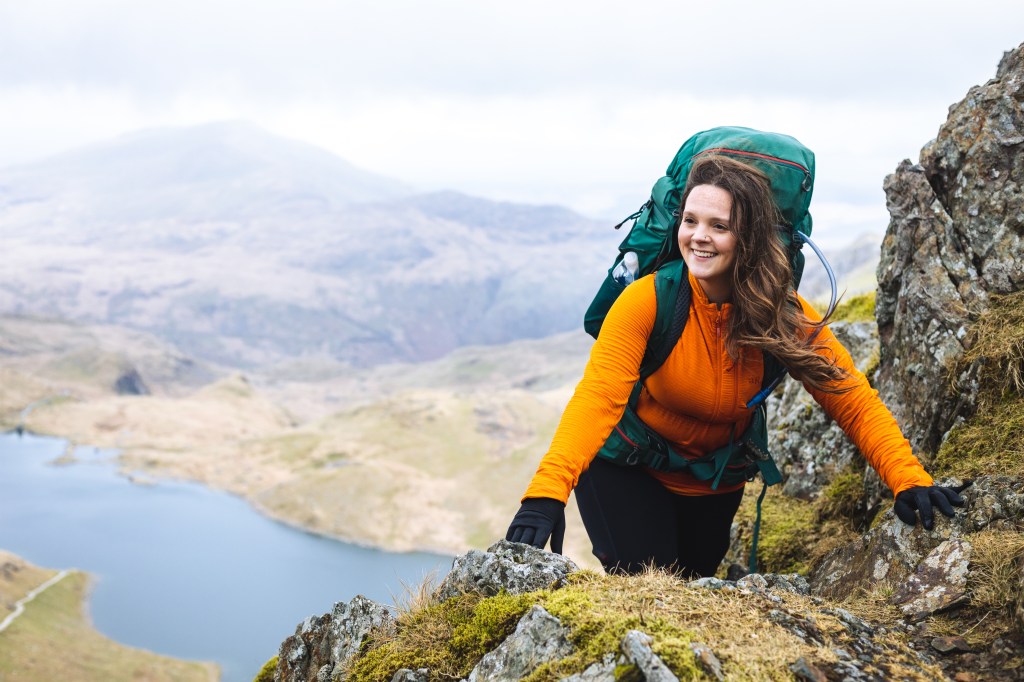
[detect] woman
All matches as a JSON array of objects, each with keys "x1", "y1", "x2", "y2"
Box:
[{"x1": 506, "y1": 155, "x2": 964, "y2": 577}]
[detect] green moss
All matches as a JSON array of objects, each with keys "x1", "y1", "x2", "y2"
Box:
[
  {"x1": 733, "y1": 489, "x2": 818, "y2": 574},
  {"x1": 522, "y1": 586, "x2": 701, "y2": 682},
  {"x1": 347, "y1": 591, "x2": 535, "y2": 681},
  {"x1": 252, "y1": 656, "x2": 277, "y2": 682},
  {"x1": 614, "y1": 664, "x2": 644, "y2": 681},
  {"x1": 830, "y1": 292, "x2": 876, "y2": 323}
]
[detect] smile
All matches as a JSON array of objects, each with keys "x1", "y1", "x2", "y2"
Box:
[{"x1": 692, "y1": 250, "x2": 717, "y2": 258}]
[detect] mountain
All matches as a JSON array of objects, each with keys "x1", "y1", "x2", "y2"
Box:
[{"x1": 0, "y1": 122, "x2": 621, "y2": 368}]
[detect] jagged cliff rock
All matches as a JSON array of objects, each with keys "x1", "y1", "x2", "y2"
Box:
[{"x1": 875, "y1": 44, "x2": 1024, "y2": 456}]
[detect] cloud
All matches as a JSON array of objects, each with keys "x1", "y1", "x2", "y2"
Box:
[{"x1": 0, "y1": 0, "x2": 1021, "y2": 222}]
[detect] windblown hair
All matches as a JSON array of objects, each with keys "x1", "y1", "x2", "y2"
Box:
[{"x1": 677, "y1": 155, "x2": 849, "y2": 392}]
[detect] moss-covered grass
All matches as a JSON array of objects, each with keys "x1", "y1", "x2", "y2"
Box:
[
  {"x1": 346, "y1": 590, "x2": 537, "y2": 680},
  {"x1": 830, "y1": 292, "x2": 876, "y2": 323},
  {"x1": 344, "y1": 569, "x2": 943, "y2": 681},
  {"x1": 936, "y1": 290, "x2": 1024, "y2": 478},
  {"x1": 729, "y1": 483, "x2": 861, "y2": 576}
]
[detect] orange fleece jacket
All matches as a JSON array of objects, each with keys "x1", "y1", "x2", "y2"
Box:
[{"x1": 523, "y1": 271, "x2": 933, "y2": 503}]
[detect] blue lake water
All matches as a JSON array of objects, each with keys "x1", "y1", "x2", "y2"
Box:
[{"x1": 0, "y1": 432, "x2": 452, "y2": 681}]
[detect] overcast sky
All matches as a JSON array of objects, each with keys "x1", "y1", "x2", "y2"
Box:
[{"x1": 1, "y1": 0, "x2": 1022, "y2": 239}]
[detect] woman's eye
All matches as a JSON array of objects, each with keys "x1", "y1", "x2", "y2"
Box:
[
  {"x1": 714, "y1": 224, "x2": 729, "y2": 231},
  {"x1": 682, "y1": 217, "x2": 696, "y2": 225}
]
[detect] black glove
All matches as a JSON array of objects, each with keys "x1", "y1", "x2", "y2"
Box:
[
  {"x1": 893, "y1": 484, "x2": 968, "y2": 530},
  {"x1": 505, "y1": 498, "x2": 566, "y2": 554}
]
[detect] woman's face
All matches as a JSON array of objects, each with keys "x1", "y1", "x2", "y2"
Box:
[{"x1": 677, "y1": 184, "x2": 738, "y2": 304}]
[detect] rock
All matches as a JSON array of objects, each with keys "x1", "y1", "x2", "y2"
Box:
[
  {"x1": 736, "y1": 573, "x2": 769, "y2": 591},
  {"x1": 689, "y1": 643, "x2": 725, "y2": 681},
  {"x1": 890, "y1": 538, "x2": 972, "y2": 620},
  {"x1": 761, "y1": 573, "x2": 811, "y2": 596},
  {"x1": 113, "y1": 366, "x2": 150, "y2": 395},
  {"x1": 766, "y1": 321, "x2": 877, "y2": 500},
  {"x1": 277, "y1": 595, "x2": 394, "y2": 682},
  {"x1": 558, "y1": 654, "x2": 619, "y2": 682},
  {"x1": 620, "y1": 630, "x2": 679, "y2": 682},
  {"x1": 810, "y1": 476, "x2": 1020, "y2": 601},
  {"x1": 789, "y1": 657, "x2": 828, "y2": 682},
  {"x1": 689, "y1": 577, "x2": 732, "y2": 591},
  {"x1": 875, "y1": 42, "x2": 1024, "y2": 456},
  {"x1": 390, "y1": 669, "x2": 428, "y2": 682},
  {"x1": 931, "y1": 636, "x2": 974, "y2": 654},
  {"x1": 464, "y1": 605, "x2": 573, "y2": 682},
  {"x1": 434, "y1": 540, "x2": 578, "y2": 600}
]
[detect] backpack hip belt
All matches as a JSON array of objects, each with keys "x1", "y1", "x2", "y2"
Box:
[{"x1": 597, "y1": 381, "x2": 783, "y2": 489}]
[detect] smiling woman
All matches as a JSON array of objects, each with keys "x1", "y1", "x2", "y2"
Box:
[
  {"x1": 678, "y1": 184, "x2": 737, "y2": 304},
  {"x1": 507, "y1": 139, "x2": 963, "y2": 578}
]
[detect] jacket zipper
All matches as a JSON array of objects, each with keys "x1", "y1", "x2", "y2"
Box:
[{"x1": 695, "y1": 147, "x2": 812, "y2": 190}]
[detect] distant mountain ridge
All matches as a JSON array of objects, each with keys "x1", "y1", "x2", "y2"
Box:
[{"x1": 0, "y1": 122, "x2": 620, "y2": 368}]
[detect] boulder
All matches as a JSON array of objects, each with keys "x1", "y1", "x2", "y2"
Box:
[
  {"x1": 434, "y1": 540, "x2": 579, "y2": 601},
  {"x1": 463, "y1": 605, "x2": 573, "y2": 682}
]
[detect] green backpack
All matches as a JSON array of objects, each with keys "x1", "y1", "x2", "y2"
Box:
[
  {"x1": 584, "y1": 127, "x2": 827, "y2": 573},
  {"x1": 585, "y1": 126, "x2": 816, "y2": 340}
]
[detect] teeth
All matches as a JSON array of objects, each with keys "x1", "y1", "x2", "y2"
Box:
[{"x1": 693, "y1": 250, "x2": 717, "y2": 257}]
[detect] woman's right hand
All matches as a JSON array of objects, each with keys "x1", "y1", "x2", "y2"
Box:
[{"x1": 505, "y1": 498, "x2": 566, "y2": 554}]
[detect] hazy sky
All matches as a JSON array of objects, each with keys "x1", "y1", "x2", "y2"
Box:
[{"x1": 1, "y1": 0, "x2": 1022, "y2": 237}]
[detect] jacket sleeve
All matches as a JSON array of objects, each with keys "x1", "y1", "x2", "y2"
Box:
[
  {"x1": 797, "y1": 296, "x2": 933, "y2": 497},
  {"x1": 521, "y1": 275, "x2": 657, "y2": 503}
]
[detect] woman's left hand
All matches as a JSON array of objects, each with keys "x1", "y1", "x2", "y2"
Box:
[{"x1": 893, "y1": 484, "x2": 968, "y2": 530}]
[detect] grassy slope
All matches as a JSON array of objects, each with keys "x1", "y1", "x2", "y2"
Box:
[{"x1": 0, "y1": 552, "x2": 217, "y2": 682}]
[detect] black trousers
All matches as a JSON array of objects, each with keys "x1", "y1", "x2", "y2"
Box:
[{"x1": 575, "y1": 457, "x2": 744, "y2": 578}]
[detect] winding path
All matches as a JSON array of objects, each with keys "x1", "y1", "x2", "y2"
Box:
[{"x1": 0, "y1": 570, "x2": 70, "y2": 633}]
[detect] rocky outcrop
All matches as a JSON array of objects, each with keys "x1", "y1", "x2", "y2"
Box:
[
  {"x1": 272, "y1": 541, "x2": 948, "y2": 681},
  {"x1": 875, "y1": 44, "x2": 1024, "y2": 455},
  {"x1": 277, "y1": 596, "x2": 396, "y2": 682},
  {"x1": 811, "y1": 476, "x2": 1024, "y2": 601}
]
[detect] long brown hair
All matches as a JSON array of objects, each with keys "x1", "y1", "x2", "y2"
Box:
[{"x1": 677, "y1": 155, "x2": 849, "y2": 391}]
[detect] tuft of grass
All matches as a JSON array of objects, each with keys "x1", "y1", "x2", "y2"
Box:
[
  {"x1": 818, "y1": 468, "x2": 868, "y2": 526},
  {"x1": 960, "y1": 291, "x2": 1024, "y2": 400},
  {"x1": 935, "y1": 290, "x2": 1024, "y2": 477},
  {"x1": 968, "y1": 529, "x2": 1024, "y2": 611},
  {"x1": 830, "y1": 292, "x2": 876, "y2": 323},
  {"x1": 935, "y1": 395, "x2": 1024, "y2": 477}
]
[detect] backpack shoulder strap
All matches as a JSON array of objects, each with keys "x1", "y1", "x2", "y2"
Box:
[{"x1": 638, "y1": 259, "x2": 690, "y2": 380}]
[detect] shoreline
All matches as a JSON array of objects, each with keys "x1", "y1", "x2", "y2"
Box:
[{"x1": 3, "y1": 426, "x2": 463, "y2": 561}]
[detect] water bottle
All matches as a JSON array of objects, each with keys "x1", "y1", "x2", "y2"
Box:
[{"x1": 611, "y1": 251, "x2": 640, "y2": 286}]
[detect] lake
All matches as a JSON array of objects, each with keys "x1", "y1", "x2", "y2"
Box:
[{"x1": 0, "y1": 432, "x2": 452, "y2": 681}]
